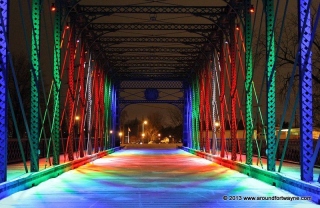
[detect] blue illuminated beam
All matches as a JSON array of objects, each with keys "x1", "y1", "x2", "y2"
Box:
[
  {"x1": 0, "y1": 0, "x2": 7, "y2": 182},
  {"x1": 299, "y1": 0, "x2": 314, "y2": 182}
]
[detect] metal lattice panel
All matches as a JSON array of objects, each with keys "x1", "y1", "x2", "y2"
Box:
[
  {"x1": 0, "y1": 0, "x2": 7, "y2": 182},
  {"x1": 116, "y1": 68, "x2": 188, "y2": 73},
  {"x1": 96, "y1": 37, "x2": 208, "y2": 44},
  {"x1": 108, "y1": 56, "x2": 198, "y2": 62},
  {"x1": 120, "y1": 81, "x2": 183, "y2": 89},
  {"x1": 88, "y1": 23, "x2": 215, "y2": 31},
  {"x1": 113, "y1": 62, "x2": 193, "y2": 68},
  {"x1": 114, "y1": 73, "x2": 189, "y2": 81},
  {"x1": 102, "y1": 47, "x2": 201, "y2": 54},
  {"x1": 78, "y1": 5, "x2": 226, "y2": 16}
]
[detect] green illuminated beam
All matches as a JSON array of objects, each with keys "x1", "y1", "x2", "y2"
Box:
[
  {"x1": 192, "y1": 75, "x2": 200, "y2": 150},
  {"x1": 245, "y1": 0, "x2": 253, "y2": 165},
  {"x1": 30, "y1": 0, "x2": 40, "y2": 172},
  {"x1": 52, "y1": 0, "x2": 61, "y2": 165},
  {"x1": 264, "y1": 0, "x2": 276, "y2": 171}
]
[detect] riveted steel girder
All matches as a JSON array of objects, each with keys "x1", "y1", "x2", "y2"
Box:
[
  {"x1": 113, "y1": 62, "x2": 193, "y2": 68},
  {"x1": 108, "y1": 55, "x2": 197, "y2": 62},
  {"x1": 96, "y1": 36, "x2": 208, "y2": 44},
  {"x1": 116, "y1": 68, "x2": 188, "y2": 73},
  {"x1": 0, "y1": 0, "x2": 7, "y2": 182},
  {"x1": 120, "y1": 80, "x2": 183, "y2": 89},
  {"x1": 78, "y1": 5, "x2": 226, "y2": 16},
  {"x1": 114, "y1": 73, "x2": 188, "y2": 81},
  {"x1": 102, "y1": 47, "x2": 201, "y2": 54},
  {"x1": 88, "y1": 23, "x2": 215, "y2": 32},
  {"x1": 119, "y1": 100, "x2": 183, "y2": 104},
  {"x1": 77, "y1": 5, "x2": 227, "y2": 23}
]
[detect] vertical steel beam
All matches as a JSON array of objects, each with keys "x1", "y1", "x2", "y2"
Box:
[
  {"x1": 192, "y1": 76, "x2": 200, "y2": 150},
  {"x1": 86, "y1": 56, "x2": 93, "y2": 154},
  {"x1": 205, "y1": 62, "x2": 212, "y2": 153},
  {"x1": 299, "y1": 0, "x2": 313, "y2": 182},
  {"x1": 99, "y1": 71, "x2": 105, "y2": 150},
  {"x1": 264, "y1": 0, "x2": 276, "y2": 171},
  {"x1": 229, "y1": 15, "x2": 237, "y2": 161},
  {"x1": 93, "y1": 69, "x2": 100, "y2": 152},
  {"x1": 211, "y1": 54, "x2": 217, "y2": 155},
  {"x1": 52, "y1": 0, "x2": 61, "y2": 165},
  {"x1": 30, "y1": 0, "x2": 40, "y2": 172},
  {"x1": 183, "y1": 84, "x2": 189, "y2": 147},
  {"x1": 185, "y1": 84, "x2": 193, "y2": 148},
  {"x1": 104, "y1": 76, "x2": 111, "y2": 149},
  {"x1": 0, "y1": 0, "x2": 8, "y2": 182},
  {"x1": 245, "y1": 0, "x2": 253, "y2": 165},
  {"x1": 199, "y1": 71, "x2": 205, "y2": 150},
  {"x1": 112, "y1": 84, "x2": 118, "y2": 147},
  {"x1": 67, "y1": 17, "x2": 75, "y2": 160},
  {"x1": 78, "y1": 44, "x2": 85, "y2": 157},
  {"x1": 219, "y1": 30, "x2": 226, "y2": 158},
  {"x1": 109, "y1": 83, "x2": 116, "y2": 148}
]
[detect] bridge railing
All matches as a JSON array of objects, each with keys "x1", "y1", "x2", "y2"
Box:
[
  {"x1": 215, "y1": 138, "x2": 320, "y2": 166},
  {"x1": 7, "y1": 138, "x2": 103, "y2": 164}
]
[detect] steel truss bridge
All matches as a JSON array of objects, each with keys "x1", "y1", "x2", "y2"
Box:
[{"x1": 0, "y1": 0, "x2": 319, "y2": 204}]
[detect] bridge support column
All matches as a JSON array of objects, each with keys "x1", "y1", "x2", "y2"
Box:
[
  {"x1": 264, "y1": 0, "x2": 276, "y2": 171},
  {"x1": 192, "y1": 75, "x2": 200, "y2": 150},
  {"x1": 52, "y1": 0, "x2": 61, "y2": 165},
  {"x1": 183, "y1": 83, "x2": 191, "y2": 147},
  {"x1": 245, "y1": 0, "x2": 253, "y2": 165},
  {"x1": 205, "y1": 61, "x2": 212, "y2": 153},
  {"x1": 86, "y1": 56, "x2": 93, "y2": 154},
  {"x1": 78, "y1": 43, "x2": 86, "y2": 157},
  {"x1": 111, "y1": 84, "x2": 117, "y2": 148},
  {"x1": 0, "y1": 0, "x2": 8, "y2": 182},
  {"x1": 229, "y1": 15, "x2": 237, "y2": 161},
  {"x1": 299, "y1": 0, "x2": 313, "y2": 182},
  {"x1": 211, "y1": 53, "x2": 218, "y2": 155},
  {"x1": 67, "y1": 15, "x2": 76, "y2": 161},
  {"x1": 219, "y1": 30, "x2": 226, "y2": 158},
  {"x1": 104, "y1": 77, "x2": 112, "y2": 149},
  {"x1": 30, "y1": 0, "x2": 40, "y2": 172}
]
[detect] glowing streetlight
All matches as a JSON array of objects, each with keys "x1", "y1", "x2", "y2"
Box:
[
  {"x1": 119, "y1": 132, "x2": 123, "y2": 144},
  {"x1": 142, "y1": 120, "x2": 147, "y2": 142},
  {"x1": 75, "y1": 116, "x2": 80, "y2": 137}
]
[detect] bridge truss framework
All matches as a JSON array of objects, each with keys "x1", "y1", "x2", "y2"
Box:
[{"x1": 0, "y1": 0, "x2": 319, "y2": 188}]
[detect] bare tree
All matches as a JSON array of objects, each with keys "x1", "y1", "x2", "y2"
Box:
[
  {"x1": 145, "y1": 112, "x2": 165, "y2": 142},
  {"x1": 167, "y1": 106, "x2": 182, "y2": 127},
  {"x1": 8, "y1": 53, "x2": 31, "y2": 138},
  {"x1": 276, "y1": 10, "x2": 320, "y2": 125},
  {"x1": 256, "y1": 6, "x2": 320, "y2": 126}
]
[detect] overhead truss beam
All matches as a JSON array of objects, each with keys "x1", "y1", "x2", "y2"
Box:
[
  {"x1": 112, "y1": 62, "x2": 193, "y2": 68},
  {"x1": 96, "y1": 36, "x2": 208, "y2": 44},
  {"x1": 102, "y1": 47, "x2": 201, "y2": 54},
  {"x1": 87, "y1": 23, "x2": 215, "y2": 32},
  {"x1": 116, "y1": 68, "x2": 188, "y2": 73},
  {"x1": 114, "y1": 73, "x2": 188, "y2": 80},
  {"x1": 78, "y1": 5, "x2": 226, "y2": 16},
  {"x1": 108, "y1": 56, "x2": 197, "y2": 62}
]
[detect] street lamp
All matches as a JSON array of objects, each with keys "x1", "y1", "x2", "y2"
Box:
[
  {"x1": 142, "y1": 120, "x2": 147, "y2": 143},
  {"x1": 212, "y1": 121, "x2": 220, "y2": 155},
  {"x1": 119, "y1": 132, "x2": 123, "y2": 144}
]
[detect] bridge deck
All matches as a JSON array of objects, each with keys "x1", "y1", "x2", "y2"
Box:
[{"x1": 0, "y1": 145, "x2": 319, "y2": 207}]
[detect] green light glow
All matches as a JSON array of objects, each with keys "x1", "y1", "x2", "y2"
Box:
[
  {"x1": 265, "y1": 0, "x2": 276, "y2": 171},
  {"x1": 30, "y1": 0, "x2": 40, "y2": 172},
  {"x1": 245, "y1": 0, "x2": 253, "y2": 165},
  {"x1": 52, "y1": 0, "x2": 61, "y2": 165}
]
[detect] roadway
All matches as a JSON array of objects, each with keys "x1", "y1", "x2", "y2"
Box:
[{"x1": 0, "y1": 144, "x2": 318, "y2": 207}]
